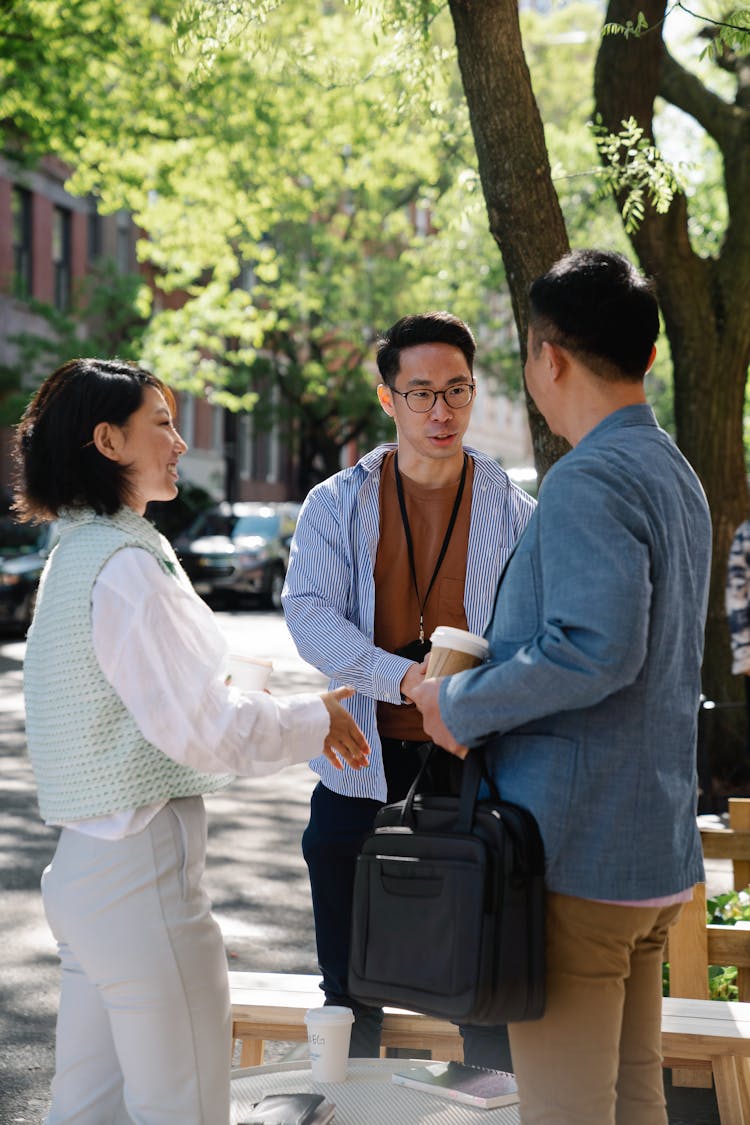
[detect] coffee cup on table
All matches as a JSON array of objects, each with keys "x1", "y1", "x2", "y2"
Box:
[
  {"x1": 304, "y1": 1005, "x2": 354, "y2": 1082},
  {"x1": 426, "y1": 626, "x2": 490, "y2": 679},
  {"x1": 225, "y1": 653, "x2": 273, "y2": 692}
]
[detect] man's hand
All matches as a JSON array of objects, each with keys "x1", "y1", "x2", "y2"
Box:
[
  {"x1": 320, "y1": 686, "x2": 371, "y2": 770},
  {"x1": 400, "y1": 658, "x2": 428, "y2": 704},
  {"x1": 409, "y1": 677, "x2": 470, "y2": 759}
]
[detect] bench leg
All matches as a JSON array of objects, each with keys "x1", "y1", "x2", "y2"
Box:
[
  {"x1": 231, "y1": 1025, "x2": 264, "y2": 1068},
  {"x1": 240, "y1": 1037, "x2": 264, "y2": 1067},
  {"x1": 713, "y1": 1056, "x2": 750, "y2": 1125}
]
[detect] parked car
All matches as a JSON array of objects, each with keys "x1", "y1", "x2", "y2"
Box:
[
  {"x1": 0, "y1": 516, "x2": 58, "y2": 632},
  {"x1": 173, "y1": 501, "x2": 301, "y2": 610}
]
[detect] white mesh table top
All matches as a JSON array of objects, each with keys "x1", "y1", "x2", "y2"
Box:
[{"x1": 231, "y1": 1058, "x2": 521, "y2": 1124}]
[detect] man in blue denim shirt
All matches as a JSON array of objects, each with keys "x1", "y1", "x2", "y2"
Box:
[{"x1": 412, "y1": 250, "x2": 712, "y2": 1125}]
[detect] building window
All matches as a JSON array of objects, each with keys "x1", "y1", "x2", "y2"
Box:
[
  {"x1": 212, "y1": 404, "x2": 224, "y2": 454},
  {"x1": 266, "y1": 385, "x2": 280, "y2": 484},
  {"x1": 238, "y1": 413, "x2": 252, "y2": 480},
  {"x1": 52, "y1": 206, "x2": 72, "y2": 311},
  {"x1": 116, "y1": 211, "x2": 131, "y2": 272},
  {"x1": 251, "y1": 426, "x2": 272, "y2": 482},
  {"x1": 88, "y1": 206, "x2": 102, "y2": 262},
  {"x1": 179, "y1": 393, "x2": 195, "y2": 448},
  {"x1": 414, "y1": 204, "x2": 431, "y2": 238},
  {"x1": 235, "y1": 261, "x2": 256, "y2": 292},
  {"x1": 11, "y1": 187, "x2": 33, "y2": 298}
]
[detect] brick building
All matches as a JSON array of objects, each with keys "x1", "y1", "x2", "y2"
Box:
[{"x1": 0, "y1": 156, "x2": 297, "y2": 508}]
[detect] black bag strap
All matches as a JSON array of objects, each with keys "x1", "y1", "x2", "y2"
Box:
[
  {"x1": 456, "y1": 749, "x2": 484, "y2": 834},
  {"x1": 398, "y1": 742, "x2": 501, "y2": 833},
  {"x1": 398, "y1": 743, "x2": 435, "y2": 827}
]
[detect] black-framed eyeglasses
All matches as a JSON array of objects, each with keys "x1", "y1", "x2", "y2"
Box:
[{"x1": 390, "y1": 383, "x2": 476, "y2": 413}]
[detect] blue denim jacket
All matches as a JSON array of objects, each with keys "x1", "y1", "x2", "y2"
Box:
[{"x1": 440, "y1": 405, "x2": 711, "y2": 900}]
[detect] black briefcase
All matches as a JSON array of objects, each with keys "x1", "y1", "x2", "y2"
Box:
[{"x1": 348, "y1": 746, "x2": 545, "y2": 1025}]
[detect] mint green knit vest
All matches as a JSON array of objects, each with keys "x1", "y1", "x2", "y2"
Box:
[{"x1": 24, "y1": 506, "x2": 232, "y2": 822}]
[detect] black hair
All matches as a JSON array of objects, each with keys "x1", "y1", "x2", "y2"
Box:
[
  {"x1": 376, "y1": 312, "x2": 476, "y2": 387},
  {"x1": 528, "y1": 249, "x2": 659, "y2": 381},
  {"x1": 13, "y1": 357, "x2": 175, "y2": 521}
]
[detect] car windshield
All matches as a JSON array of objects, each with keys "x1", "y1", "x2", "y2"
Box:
[
  {"x1": 233, "y1": 514, "x2": 280, "y2": 538},
  {"x1": 0, "y1": 516, "x2": 46, "y2": 557},
  {"x1": 197, "y1": 512, "x2": 281, "y2": 540}
]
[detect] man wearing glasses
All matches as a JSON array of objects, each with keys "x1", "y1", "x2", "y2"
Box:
[{"x1": 282, "y1": 312, "x2": 535, "y2": 1061}]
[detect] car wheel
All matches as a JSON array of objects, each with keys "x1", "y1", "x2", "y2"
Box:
[{"x1": 265, "y1": 567, "x2": 285, "y2": 612}]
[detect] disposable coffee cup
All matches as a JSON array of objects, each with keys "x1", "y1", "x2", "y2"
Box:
[
  {"x1": 304, "y1": 1005, "x2": 354, "y2": 1082},
  {"x1": 426, "y1": 626, "x2": 490, "y2": 679},
  {"x1": 225, "y1": 653, "x2": 273, "y2": 692}
]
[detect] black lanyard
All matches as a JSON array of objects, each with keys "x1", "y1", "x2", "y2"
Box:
[{"x1": 394, "y1": 451, "x2": 468, "y2": 644}]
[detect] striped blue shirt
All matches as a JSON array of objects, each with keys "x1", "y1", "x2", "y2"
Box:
[{"x1": 282, "y1": 443, "x2": 536, "y2": 800}]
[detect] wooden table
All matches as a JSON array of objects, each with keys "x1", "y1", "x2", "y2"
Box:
[{"x1": 231, "y1": 1058, "x2": 521, "y2": 1124}]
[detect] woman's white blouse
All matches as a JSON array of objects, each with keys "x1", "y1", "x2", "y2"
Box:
[{"x1": 54, "y1": 546, "x2": 328, "y2": 839}]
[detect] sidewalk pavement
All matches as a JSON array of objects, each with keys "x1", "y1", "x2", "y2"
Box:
[{"x1": 0, "y1": 629, "x2": 733, "y2": 1124}]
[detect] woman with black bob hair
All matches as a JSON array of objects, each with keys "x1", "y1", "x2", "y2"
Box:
[{"x1": 15, "y1": 358, "x2": 369, "y2": 1125}]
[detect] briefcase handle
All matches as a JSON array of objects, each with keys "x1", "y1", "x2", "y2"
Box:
[{"x1": 398, "y1": 743, "x2": 501, "y2": 835}]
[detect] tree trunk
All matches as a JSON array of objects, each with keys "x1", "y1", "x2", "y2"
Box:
[
  {"x1": 595, "y1": 0, "x2": 750, "y2": 787},
  {"x1": 448, "y1": 0, "x2": 570, "y2": 479}
]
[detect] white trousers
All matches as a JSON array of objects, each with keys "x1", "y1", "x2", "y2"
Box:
[{"x1": 42, "y1": 797, "x2": 231, "y2": 1125}]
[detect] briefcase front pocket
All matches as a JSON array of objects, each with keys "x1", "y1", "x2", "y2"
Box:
[{"x1": 350, "y1": 832, "x2": 487, "y2": 1008}]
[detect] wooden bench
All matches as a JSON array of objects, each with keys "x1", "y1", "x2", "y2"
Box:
[
  {"x1": 662, "y1": 996, "x2": 750, "y2": 1122},
  {"x1": 228, "y1": 970, "x2": 464, "y2": 1068},
  {"x1": 665, "y1": 798, "x2": 750, "y2": 1094},
  {"x1": 230, "y1": 973, "x2": 750, "y2": 1121},
  {"x1": 699, "y1": 796, "x2": 750, "y2": 1005},
  {"x1": 700, "y1": 797, "x2": 750, "y2": 899}
]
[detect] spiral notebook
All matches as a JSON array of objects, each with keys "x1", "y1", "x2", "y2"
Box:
[{"x1": 392, "y1": 1061, "x2": 519, "y2": 1109}]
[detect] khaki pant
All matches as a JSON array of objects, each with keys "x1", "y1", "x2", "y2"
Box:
[
  {"x1": 509, "y1": 893, "x2": 682, "y2": 1125},
  {"x1": 42, "y1": 797, "x2": 231, "y2": 1125}
]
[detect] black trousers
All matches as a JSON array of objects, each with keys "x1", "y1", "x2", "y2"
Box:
[{"x1": 301, "y1": 738, "x2": 512, "y2": 1067}]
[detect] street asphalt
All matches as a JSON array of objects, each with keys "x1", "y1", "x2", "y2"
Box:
[{"x1": 0, "y1": 610, "x2": 729, "y2": 1124}]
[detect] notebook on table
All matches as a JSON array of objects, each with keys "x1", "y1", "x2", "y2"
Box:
[{"x1": 392, "y1": 1061, "x2": 519, "y2": 1109}]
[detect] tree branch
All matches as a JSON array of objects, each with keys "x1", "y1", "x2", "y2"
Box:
[
  {"x1": 659, "y1": 47, "x2": 736, "y2": 149},
  {"x1": 676, "y1": 1, "x2": 750, "y2": 37}
]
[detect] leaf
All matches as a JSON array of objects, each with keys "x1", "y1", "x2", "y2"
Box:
[
  {"x1": 590, "y1": 116, "x2": 681, "y2": 232},
  {"x1": 601, "y1": 11, "x2": 650, "y2": 39}
]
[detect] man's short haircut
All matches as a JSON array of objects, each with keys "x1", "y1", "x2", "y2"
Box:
[
  {"x1": 376, "y1": 312, "x2": 476, "y2": 386},
  {"x1": 13, "y1": 357, "x2": 175, "y2": 522},
  {"x1": 528, "y1": 249, "x2": 659, "y2": 381}
]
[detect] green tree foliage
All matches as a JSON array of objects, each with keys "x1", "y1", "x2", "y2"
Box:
[
  {"x1": 1, "y1": 0, "x2": 523, "y2": 489},
  {"x1": 1, "y1": 0, "x2": 125, "y2": 160},
  {"x1": 0, "y1": 262, "x2": 149, "y2": 426},
  {"x1": 131, "y1": 0, "x2": 506, "y2": 487}
]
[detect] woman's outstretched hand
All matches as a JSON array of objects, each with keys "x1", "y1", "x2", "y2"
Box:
[{"x1": 320, "y1": 686, "x2": 370, "y2": 771}]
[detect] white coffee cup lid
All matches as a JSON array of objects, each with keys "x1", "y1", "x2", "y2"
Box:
[
  {"x1": 229, "y1": 654, "x2": 273, "y2": 669},
  {"x1": 429, "y1": 626, "x2": 489, "y2": 659},
  {"x1": 304, "y1": 1006, "x2": 354, "y2": 1024}
]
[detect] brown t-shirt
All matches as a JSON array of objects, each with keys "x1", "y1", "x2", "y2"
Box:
[{"x1": 374, "y1": 450, "x2": 473, "y2": 740}]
